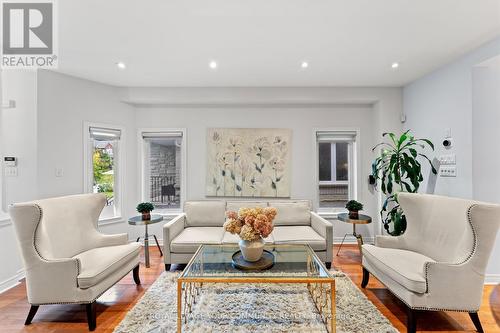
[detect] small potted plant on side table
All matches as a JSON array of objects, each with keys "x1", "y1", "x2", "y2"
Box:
[
  {"x1": 346, "y1": 200, "x2": 363, "y2": 219},
  {"x1": 136, "y1": 202, "x2": 154, "y2": 221}
]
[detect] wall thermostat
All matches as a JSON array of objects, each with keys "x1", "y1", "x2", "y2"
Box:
[{"x1": 4, "y1": 157, "x2": 17, "y2": 167}]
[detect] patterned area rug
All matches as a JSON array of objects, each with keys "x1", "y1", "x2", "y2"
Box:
[{"x1": 114, "y1": 271, "x2": 397, "y2": 333}]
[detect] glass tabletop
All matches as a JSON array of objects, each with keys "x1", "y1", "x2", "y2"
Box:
[{"x1": 180, "y1": 244, "x2": 333, "y2": 280}]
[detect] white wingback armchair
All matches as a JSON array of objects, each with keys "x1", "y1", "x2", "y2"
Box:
[
  {"x1": 9, "y1": 194, "x2": 142, "y2": 331},
  {"x1": 361, "y1": 193, "x2": 500, "y2": 333}
]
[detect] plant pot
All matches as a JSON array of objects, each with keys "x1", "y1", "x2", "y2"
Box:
[
  {"x1": 239, "y1": 237, "x2": 265, "y2": 262},
  {"x1": 349, "y1": 210, "x2": 359, "y2": 219},
  {"x1": 141, "y1": 212, "x2": 151, "y2": 220}
]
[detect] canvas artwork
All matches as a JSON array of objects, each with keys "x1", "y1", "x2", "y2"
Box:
[{"x1": 206, "y1": 128, "x2": 292, "y2": 197}]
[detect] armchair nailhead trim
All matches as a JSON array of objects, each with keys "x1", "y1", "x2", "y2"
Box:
[
  {"x1": 30, "y1": 265, "x2": 138, "y2": 306},
  {"x1": 24, "y1": 201, "x2": 138, "y2": 306},
  {"x1": 363, "y1": 204, "x2": 481, "y2": 313},
  {"x1": 364, "y1": 264, "x2": 480, "y2": 313}
]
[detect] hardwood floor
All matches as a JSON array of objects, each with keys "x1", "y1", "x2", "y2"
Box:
[{"x1": 0, "y1": 245, "x2": 498, "y2": 332}]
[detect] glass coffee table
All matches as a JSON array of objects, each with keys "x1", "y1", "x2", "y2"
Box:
[{"x1": 177, "y1": 244, "x2": 335, "y2": 333}]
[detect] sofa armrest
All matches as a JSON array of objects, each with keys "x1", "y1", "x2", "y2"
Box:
[
  {"x1": 310, "y1": 212, "x2": 333, "y2": 263},
  {"x1": 25, "y1": 257, "x2": 81, "y2": 304},
  {"x1": 163, "y1": 213, "x2": 186, "y2": 263},
  {"x1": 374, "y1": 235, "x2": 407, "y2": 249},
  {"x1": 424, "y1": 261, "x2": 484, "y2": 311},
  {"x1": 94, "y1": 233, "x2": 128, "y2": 248}
]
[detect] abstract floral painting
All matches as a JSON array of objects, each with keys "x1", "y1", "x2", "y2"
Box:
[{"x1": 206, "y1": 128, "x2": 292, "y2": 197}]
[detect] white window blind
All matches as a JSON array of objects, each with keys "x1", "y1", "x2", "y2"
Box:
[
  {"x1": 142, "y1": 131, "x2": 183, "y2": 138},
  {"x1": 90, "y1": 127, "x2": 121, "y2": 141},
  {"x1": 316, "y1": 131, "x2": 356, "y2": 142}
]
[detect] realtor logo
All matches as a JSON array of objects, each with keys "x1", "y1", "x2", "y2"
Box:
[{"x1": 2, "y1": 1, "x2": 57, "y2": 68}]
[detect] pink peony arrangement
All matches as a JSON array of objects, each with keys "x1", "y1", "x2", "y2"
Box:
[{"x1": 223, "y1": 207, "x2": 277, "y2": 241}]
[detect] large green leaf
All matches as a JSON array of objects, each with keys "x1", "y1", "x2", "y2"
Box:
[{"x1": 372, "y1": 131, "x2": 436, "y2": 235}]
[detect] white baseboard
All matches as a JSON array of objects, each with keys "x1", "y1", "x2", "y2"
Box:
[
  {"x1": 0, "y1": 269, "x2": 24, "y2": 294},
  {"x1": 484, "y1": 274, "x2": 500, "y2": 285}
]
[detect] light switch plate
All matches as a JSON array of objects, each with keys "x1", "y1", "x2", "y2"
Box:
[
  {"x1": 55, "y1": 167, "x2": 64, "y2": 177},
  {"x1": 439, "y1": 165, "x2": 456, "y2": 177},
  {"x1": 438, "y1": 154, "x2": 456, "y2": 165},
  {"x1": 5, "y1": 167, "x2": 18, "y2": 177}
]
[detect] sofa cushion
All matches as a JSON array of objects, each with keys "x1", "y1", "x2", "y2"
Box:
[
  {"x1": 75, "y1": 242, "x2": 141, "y2": 289},
  {"x1": 226, "y1": 201, "x2": 268, "y2": 213},
  {"x1": 272, "y1": 226, "x2": 326, "y2": 251},
  {"x1": 271, "y1": 201, "x2": 311, "y2": 226},
  {"x1": 362, "y1": 244, "x2": 435, "y2": 294},
  {"x1": 222, "y1": 231, "x2": 274, "y2": 244},
  {"x1": 185, "y1": 201, "x2": 226, "y2": 227},
  {"x1": 171, "y1": 227, "x2": 225, "y2": 253}
]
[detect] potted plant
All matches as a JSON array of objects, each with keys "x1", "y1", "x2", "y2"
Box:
[
  {"x1": 372, "y1": 130, "x2": 437, "y2": 235},
  {"x1": 223, "y1": 207, "x2": 277, "y2": 262},
  {"x1": 136, "y1": 202, "x2": 154, "y2": 220},
  {"x1": 345, "y1": 200, "x2": 363, "y2": 219}
]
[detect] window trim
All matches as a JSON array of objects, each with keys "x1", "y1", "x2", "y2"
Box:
[
  {"x1": 313, "y1": 128, "x2": 360, "y2": 213},
  {"x1": 83, "y1": 121, "x2": 125, "y2": 222},
  {"x1": 137, "y1": 127, "x2": 187, "y2": 215}
]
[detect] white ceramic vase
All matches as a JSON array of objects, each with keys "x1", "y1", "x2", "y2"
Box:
[{"x1": 239, "y1": 237, "x2": 265, "y2": 262}]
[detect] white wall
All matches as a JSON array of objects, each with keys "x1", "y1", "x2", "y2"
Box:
[
  {"x1": 404, "y1": 36, "x2": 500, "y2": 281},
  {"x1": 35, "y1": 70, "x2": 141, "y2": 236},
  {"x1": 0, "y1": 70, "x2": 38, "y2": 292},
  {"x1": 0, "y1": 70, "x2": 140, "y2": 292},
  {"x1": 126, "y1": 87, "x2": 403, "y2": 240},
  {"x1": 403, "y1": 37, "x2": 500, "y2": 197},
  {"x1": 472, "y1": 55, "x2": 500, "y2": 282},
  {"x1": 0, "y1": 73, "x2": 404, "y2": 292}
]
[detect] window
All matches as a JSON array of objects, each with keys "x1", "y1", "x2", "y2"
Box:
[
  {"x1": 316, "y1": 130, "x2": 357, "y2": 211},
  {"x1": 141, "y1": 130, "x2": 185, "y2": 214},
  {"x1": 85, "y1": 125, "x2": 123, "y2": 220}
]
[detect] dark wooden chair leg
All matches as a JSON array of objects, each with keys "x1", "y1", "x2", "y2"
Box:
[
  {"x1": 86, "y1": 301, "x2": 96, "y2": 331},
  {"x1": 133, "y1": 265, "x2": 141, "y2": 285},
  {"x1": 361, "y1": 267, "x2": 370, "y2": 288},
  {"x1": 153, "y1": 234, "x2": 163, "y2": 256},
  {"x1": 24, "y1": 305, "x2": 39, "y2": 325},
  {"x1": 325, "y1": 262, "x2": 331, "y2": 269},
  {"x1": 407, "y1": 307, "x2": 417, "y2": 333},
  {"x1": 165, "y1": 264, "x2": 171, "y2": 271},
  {"x1": 469, "y1": 312, "x2": 484, "y2": 333}
]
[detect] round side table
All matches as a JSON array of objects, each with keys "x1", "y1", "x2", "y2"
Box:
[
  {"x1": 128, "y1": 215, "x2": 164, "y2": 268},
  {"x1": 336, "y1": 213, "x2": 372, "y2": 255}
]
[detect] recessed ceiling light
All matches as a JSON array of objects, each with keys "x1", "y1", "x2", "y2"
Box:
[
  {"x1": 391, "y1": 62, "x2": 399, "y2": 69},
  {"x1": 301, "y1": 61, "x2": 309, "y2": 69},
  {"x1": 116, "y1": 62, "x2": 126, "y2": 70},
  {"x1": 209, "y1": 61, "x2": 218, "y2": 69}
]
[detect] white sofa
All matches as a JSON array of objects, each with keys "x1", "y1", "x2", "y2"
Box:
[
  {"x1": 9, "y1": 194, "x2": 142, "y2": 331},
  {"x1": 163, "y1": 200, "x2": 333, "y2": 270},
  {"x1": 361, "y1": 193, "x2": 500, "y2": 333}
]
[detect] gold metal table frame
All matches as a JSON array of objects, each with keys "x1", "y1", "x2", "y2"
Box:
[
  {"x1": 336, "y1": 213, "x2": 372, "y2": 255},
  {"x1": 176, "y1": 244, "x2": 336, "y2": 333}
]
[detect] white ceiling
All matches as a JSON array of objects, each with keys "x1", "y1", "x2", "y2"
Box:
[{"x1": 56, "y1": 0, "x2": 500, "y2": 87}]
